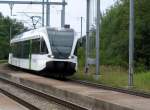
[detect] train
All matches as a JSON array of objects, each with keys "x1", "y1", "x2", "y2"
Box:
[{"x1": 8, "y1": 27, "x2": 79, "y2": 77}]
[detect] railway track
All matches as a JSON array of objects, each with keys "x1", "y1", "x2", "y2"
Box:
[
  {"x1": 7, "y1": 64, "x2": 150, "y2": 99},
  {"x1": 1, "y1": 64, "x2": 150, "y2": 110},
  {"x1": 70, "y1": 79, "x2": 150, "y2": 98},
  {"x1": 0, "y1": 88, "x2": 39, "y2": 110},
  {"x1": 0, "y1": 77, "x2": 88, "y2": 110}
]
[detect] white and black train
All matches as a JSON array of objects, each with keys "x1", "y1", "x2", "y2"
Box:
[{"x1": 8, "y1": 27, "x2": 79, "y2": 76}]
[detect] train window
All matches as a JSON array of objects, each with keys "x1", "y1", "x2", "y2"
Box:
[
  {"x1": 21, "y1": 41, "x2": 30, "y2": 58},
  {"x1": 11, "y1": 43, "x2": 14, "y2": 55},
  {"x1": 11, "y1": 41, "x2": 30, "y2": 58},
  {"x1": 12, "y1": 42, "x2": 20, "y2": 58},
  {"x1": 12, "y1": 43, "x2": 17, "y2": 57},
  {"x1": 48, "y1": 30, "x2": 74, "y2": 58},
  {"x1": 17, "y1": 42, "x2": 22, "y2": 58},
  {"x1": 14, "y1": 43, "x2": 19, "y2": 57},
  {"x1": 40, "y1": 38, "x2": 48, "y2": 54},
  {"x1": 32, "y1": 38, "x2": 40, "y2": 54},
  {"x1": 16, "y1": 43, "x2": 20, "y2": 57},
  {"x1": 10, "y1": 43, "x2": 14, "y2": 53}
]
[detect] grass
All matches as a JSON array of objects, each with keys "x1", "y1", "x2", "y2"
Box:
[
  {"x1": 0, "y1": 60, "x2": 7, "y2": 64},
  {"x1": 134, "y1": 72, "x2": 150, "y2": 92},
  {"x1": 71, "y1": 65, "x2": 150, "y2": 93}
]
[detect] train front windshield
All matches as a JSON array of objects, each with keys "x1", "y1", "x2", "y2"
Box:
[{"x1": 47, "y1": 29, "x2": 74, "y2": 59}]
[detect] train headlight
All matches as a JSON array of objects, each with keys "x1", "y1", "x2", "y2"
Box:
[
  {"x1": 69, "y1": 56, "x2": 74, "y2": 59},
  {"x1": 48, "y1": 55, "x2": 54, "y2": 58}
]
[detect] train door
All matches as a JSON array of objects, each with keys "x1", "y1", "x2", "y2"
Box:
[
  {"x1": 30, "y1": 37, "x2": 48, "y2": 71},
  {"x1": 30, "y1": 38, "x2": 40, "y2": 70}
]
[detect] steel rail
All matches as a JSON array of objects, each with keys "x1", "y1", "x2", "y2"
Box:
[
  {"x1": 0, "y1": 77, "x2": 88, "y2": 110},
  {"x1": 0, "y1": 88, "x2": 40, "y2": 110},
  {"x1": 70, "y1": 79, "x2": 150, "y2": 98}
]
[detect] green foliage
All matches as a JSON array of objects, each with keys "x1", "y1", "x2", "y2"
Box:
[
  {"x1": 100, "y1": 0, "x2": 129, "y2": 66},
  {"x1": 78, "y1": 47, "x2": 85, "y2": 68},
  {"x1": 134, "y1": 71, "x2": 150, "y2": 91},
  {"x1": 100, "y1": 0, "x2": 150, "y2": 70},
  {"x1": 0, "y1": 12, "x2": 27, "y2": 60},
  {"x1": 75, "y1": 0, "x2": 150, "y2": 91},
  {"x1": 73, "y1": 65, "x2": 150, "y2": 92}
]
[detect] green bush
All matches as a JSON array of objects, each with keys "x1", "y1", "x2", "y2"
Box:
[
  {"x1": 100, "y1": 0, "x2": 150, "y2": 70},
  {"x1": 0, "y1": 12, "x2": 27, "y2": 60}
]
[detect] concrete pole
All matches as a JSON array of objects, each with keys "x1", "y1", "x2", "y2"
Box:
[
  {"x1": 85, "y1": 0, "x2": 90, "y2": 73},
  {"x1": 95, "y1": 0, "x2": 100, "y2": 80},
  {"x1": 46, "y1": 0, "x2": 50, "y2": 26},
  {"x1": 61, "y1": 0, "x2": 65, "y2": 27},
  {"x1": 42, "y1": 0, "x2": 45, "y2": 27},
  {"x1": 129, "y1": 0, "x2": 134, "y2": 87}
]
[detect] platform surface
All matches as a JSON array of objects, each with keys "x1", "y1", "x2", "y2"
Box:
[
  {"x1": 0, "y1": 64, "x2": 150, "y2": 110},
  {"x1": 0, "y1": 93, "x2": 28, "y2": 110}
]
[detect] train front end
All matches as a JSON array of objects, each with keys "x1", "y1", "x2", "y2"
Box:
[{"x1": 46, "y1": 28, "x2": 78, "y2": 76}]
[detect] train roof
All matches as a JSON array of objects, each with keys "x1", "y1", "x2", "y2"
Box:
[{"x1": 10, "y1": 27, "x2": 75, "y2": 43}]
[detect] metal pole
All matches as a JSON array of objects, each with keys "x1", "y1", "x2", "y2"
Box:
[
  {"x1": 9, "y1": 26, "x2": 12, "y2": 44},
  {"x1": 61, "y1": 0, "x2": 65, "y2": 27},
  {"x1": 42, "y1": 0, "x2": 45, "y2": 27},
  {"x1": 95, "y1": 0, "x2": 100, "y2": 79},
  {"x1": 129, "y1": 0, "x2": 134, "y2": 87},
  {"x1": 80, "y1": 16, "x2": 83, "y2": 45},
  {"x1": 9, "y1": 3, "x2": 13, "y2": 44},
  {"x1": 46, "y1": 0, "x2": 50, "y2": 26},
  {"x1": 81, "y1": 16, "x2": 83, "y2": 42},
  {"x1": 9, "y1": 3, "x2": 14, "y2": 16},
  {"x1": 85, "y1": 0, "x2": 90, "y2": 73}
]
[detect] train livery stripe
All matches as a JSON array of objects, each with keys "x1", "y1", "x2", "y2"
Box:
[{"x1": 29, "y1": 40, "x2": 32, "y2": 69}]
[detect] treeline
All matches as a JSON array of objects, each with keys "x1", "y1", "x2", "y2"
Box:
[
  {"x1": 0, "y1": 13, "x2": 27, "y2": 59},
  {"x1": 100, "y1": 0, "x2": 150, "y2": 70}
]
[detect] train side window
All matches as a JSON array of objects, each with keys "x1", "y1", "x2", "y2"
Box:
[
  {"x1": 11, "y1": 43, "x2": 15, "y2": 56},
  {"x1": 16, "y1": 42, "x2": 21, "y2": 58},
  {"x1": 10, "y1": 43, "x2": 14, "y2": 54},
  {"x1": 12, "y1": 42, "x2": 21, "y2": 58},
  {"x1": 40, "y1": 38, "x2": 48, "y2": 54},
  {"x1": 21, "y1": 41, "x2": 30, "y2": 58},
  {"x1": 32, "y1": 38, "x2": 40, "y2": 54},
  {"x1": 13, "y1": 43, "x2": 17, "y2": 57}
]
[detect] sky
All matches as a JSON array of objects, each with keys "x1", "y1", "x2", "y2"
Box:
[{"x1": 0, "y1": 0, "x2": 116, "y2": 36}]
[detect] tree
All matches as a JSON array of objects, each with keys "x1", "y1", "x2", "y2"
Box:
[
  {"x1": 0, "y1": 12, "x2": 27, "y2": 60},
  {"x1": 100, "y1": 0, "x2": 150, "y2": 70}
]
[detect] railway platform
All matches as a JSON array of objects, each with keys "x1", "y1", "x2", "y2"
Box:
[
  {"x1": 0, "y1": 93, "x2": 29, "y2": 110},
  {"x1": 0, "y1": 64, "x2": 150, "y2": 110}
]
